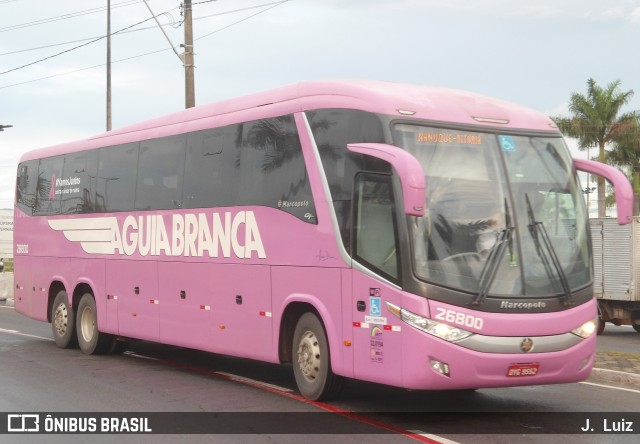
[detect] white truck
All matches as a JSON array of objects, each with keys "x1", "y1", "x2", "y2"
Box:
[{"x1": 590, "y1": 217, "x2": 640, "y2": 334}]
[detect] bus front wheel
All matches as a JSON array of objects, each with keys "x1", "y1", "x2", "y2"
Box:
[
  {"x1": 76, "y1": 293, "x2": 112, "y2": 355},
  {"x1": 292, "y1": 312, "x2": 344, "y2": 401},
  {"x1": 51, "y1": 290, "x2": 78, "y2": 349}
]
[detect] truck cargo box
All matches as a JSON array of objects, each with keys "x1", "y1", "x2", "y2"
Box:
[{"x1": 589, "y1": 217, "x2": 640, "y2": 333}]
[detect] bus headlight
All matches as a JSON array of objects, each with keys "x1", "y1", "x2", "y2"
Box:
[
  {"x1": 571, "y1": 318, "x2": 597, "y2": 339},
  {"x1": 387, "y1": 303, "x2": 473, "y2": 342}
]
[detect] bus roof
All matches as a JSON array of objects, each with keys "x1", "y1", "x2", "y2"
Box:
[{"x1": 20, "y1": 80, "x2": 559, "y2": 162}]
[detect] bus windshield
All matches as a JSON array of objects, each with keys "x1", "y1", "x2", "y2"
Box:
[{"x1": 393, "y1": 124, "x2": 591, "y2": 298}]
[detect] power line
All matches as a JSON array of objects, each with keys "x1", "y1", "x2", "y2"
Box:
[
  {"x1": 0, "y1": 34, "x2": 136, "y2": 57},
  {"x1": 0, "y1": 0, "x2": 215, "y2": 34},
  {"x1": 0, "y1": 11, "x2": 170, "y2": 76},
  {"x1": 0, "y1": 0, "x2": 294, "y2": 89},
  {"x1": 0, "y1": 0, "x2": 141, "y2": 33},
  {"x1": 0, "y1": 49, "x2": 171, "y2": 90},
  {"x1": 196, "y1": 0, "x2": 290, "y2": 41},
  {"x1": 1, "y1": 2, "x2": 286, "y2": 57}
]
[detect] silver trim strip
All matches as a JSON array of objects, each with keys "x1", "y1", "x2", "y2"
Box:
[
  {"x1": 300, "y1": 112, "x2": 352, "y2": 266},
  {"x1": 455, "y1": 332, "x2": 583, "y2": 354}
]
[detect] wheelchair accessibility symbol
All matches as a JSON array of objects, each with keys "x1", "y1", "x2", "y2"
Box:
[
  {"x1": 369, "y1": 297, "x2": 381, "y2": 316},
  {"x1": 499, "y1": 135, "x2": 516, "y2": 152}
]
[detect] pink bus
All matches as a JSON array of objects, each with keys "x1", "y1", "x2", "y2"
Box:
[{"x1": 14, "y1": 80, "x2": 633, "y2": 400}]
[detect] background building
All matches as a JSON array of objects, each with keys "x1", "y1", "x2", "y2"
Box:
[{"x1": 0, "y1": 209, "x2": 14, "y2": 259}]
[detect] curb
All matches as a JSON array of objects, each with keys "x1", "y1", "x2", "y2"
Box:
[{"x1": 589, "y1": 368, "x2": 640, "y2": 388}]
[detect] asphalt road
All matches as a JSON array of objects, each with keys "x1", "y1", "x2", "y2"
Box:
[
  {"x1": 1, "y1": 305, "x2": 638, "y2": 444},
  {"x1": 597, "y1": 324, "x2": 640, "y2": 355}
]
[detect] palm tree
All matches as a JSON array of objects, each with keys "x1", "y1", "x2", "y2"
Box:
[
  {"x1": 605, "y1": 116, "x2": 640, "y2": 215},
  {"x1": 552, "y1": 79, "x2": 638, "y2": 217}
]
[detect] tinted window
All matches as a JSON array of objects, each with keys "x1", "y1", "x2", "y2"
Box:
[
  {"x1": 20, "y1": 115, "x2": 315, "y2": 219},
  {"x1": 34, "y1": 155, "x2": 64, "y2": 216},
  {"x1": 96, "y1": 143, "x2": 139, "y2": 212},
  {"x1": 307, "y1": 109, "x2": 388, "y2": 248},
  {"x1": 183, "y1": 115, "x2": 315, "y2": 222},
  {"x1": 183, "y1": 127, "x2": 237, "y2": 208},
  {"x1": 308, "y1": 109, "x2": 387, "y2": 200},
  {"x1": 235, "y1": 117, "x2": 314, "y2": 221},
  {"x1": 60, "y1": 150, "x2": 99, "y2": 214},
  {"x1": 353, "y1": 173, "x2": 399, "y2": 281},
  {"x1": 16, "y1": 160, "x2": 39, "y2": 215},
  {"x1": 135, "y1": 135, "x2": 186, "y2": 210}
]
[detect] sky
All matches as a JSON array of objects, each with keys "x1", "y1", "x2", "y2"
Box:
[{"x1": 1, "y1": 0, "x2": 640, "y2": 210}]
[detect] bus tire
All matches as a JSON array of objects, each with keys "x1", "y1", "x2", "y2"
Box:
[
  {"x1": 292, "y1": 312, "x2": 344, "y2": 401},
  {"x1": 76, "y1": 293, "x2": 112, "y2": 355},
  {"x1": 51, "y1": 290, "x2": 78, "y2": 349}
]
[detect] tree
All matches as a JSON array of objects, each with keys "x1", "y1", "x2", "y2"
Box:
[
  {"x1": 552, "y1": 79, "x2": 638, "y2": 217},
  {"x1": 605, "y1": 116, "x2": 640, "y2": 215}
]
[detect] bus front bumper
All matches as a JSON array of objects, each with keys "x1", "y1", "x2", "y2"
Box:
[{"x1": 401, "y1": 329, "x2": 596, "y2": 390}]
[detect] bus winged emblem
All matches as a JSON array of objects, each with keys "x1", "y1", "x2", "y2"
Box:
[
  {"x1": 520, "y1": 337, "x2": 534, "y2": 353},
  {"x1": 48, "y1": 217, "x2": 119, "y2": 255}
]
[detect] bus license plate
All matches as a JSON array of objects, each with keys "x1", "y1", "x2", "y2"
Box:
[{"x1": 507, "y1": 363, "x2": 539, "y2": 377}]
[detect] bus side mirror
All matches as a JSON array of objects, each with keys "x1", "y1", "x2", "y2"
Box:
[
  {"x1": 347, "y1": 143, "x2": 425, "y2": 217},
  {"x1": 573, "y1": 158, "x2": 633, "y2": 225}
]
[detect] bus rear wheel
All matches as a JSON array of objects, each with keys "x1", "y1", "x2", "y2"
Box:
[
  {"x1": 51, "y1": 290, "x2": 77, "y2": 349},
  {"x1": 292, "y1": 312, "x2": 344, "y2": 401},
  {"x1": 77, "y1": 293, "x2": 112, "y2": 355}
]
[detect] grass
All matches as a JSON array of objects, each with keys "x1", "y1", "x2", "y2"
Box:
[{"x1": 597, "y1": 351, "x2": 640, "y2": 360}]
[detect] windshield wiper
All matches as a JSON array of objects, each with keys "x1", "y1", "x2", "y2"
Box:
[
  {"x1": 525, "y1": 194, "x2": 574, "y2": 306},
  {"x1": 471, "y1": 199, "x2": 514, "y2": 306}
]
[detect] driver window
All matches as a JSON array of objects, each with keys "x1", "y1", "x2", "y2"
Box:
[{"x1": 353, "y1": 173, "x2": 399, "y2": 281}]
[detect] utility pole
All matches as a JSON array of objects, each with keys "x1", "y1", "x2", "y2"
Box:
[
  {"x1": 143, "y1": 0, "x2": 195, "y2": 109},
  {"x1": 183, "y1": 0, "x2": 195, "y2": 108},
  {"x1": 106, "y1": 0, "x2": 112, "y2": 131}
]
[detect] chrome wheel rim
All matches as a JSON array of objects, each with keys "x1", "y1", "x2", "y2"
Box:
[
  {"x1": 53, "y1": 303, "x2": 68, "y2": 337},
  {"x1": 80, "y1": 305, "x2": 95, "y2": 343},
  {"x1": 297, "y1": 330, "x2": 321, "y2": 383}
]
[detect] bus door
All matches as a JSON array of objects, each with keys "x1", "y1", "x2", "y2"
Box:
[
  {"x1": 106, "y1": 260, "x2": 159, "y2": 342},
  {"x1": 350, "y1": 172, "x2": 404, "y2": 386}
]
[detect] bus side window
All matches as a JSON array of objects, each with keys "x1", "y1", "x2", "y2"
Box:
[
  {"x1": 234, "y1": 116, "x2": 316, "y2": 222},
  {"x1": 96, "y1": 143, "x2": 139, "y2": 213},
  {"x1": 183, "y1": 116, "x2": 315, "y2": 222},
  {"x1": 34, "y1": 155, "x2": 64, "y2": 216},
  {"x1": 135, "y1": 135, "x2": 186, "y2": 211},
  {"x1": 61, "y1": 151, "x2": 98, "y2": 214},
  {"x1": 308, "y1": 109, "x2": 387, "y2": 247},
  {"x1": 352, "y1": 172, "x2": 400, "y2": 282},
  {"x1": 183, "y1": 127, "x2": 236, "y2": 209},
  {"x1": 16, "y1": 160, "x2": 39, "y2": 216}
]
